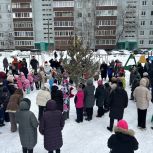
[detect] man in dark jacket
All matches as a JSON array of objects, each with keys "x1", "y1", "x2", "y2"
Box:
[
  {"x1": 100, "y1": 62, "x2": 108, "y2": 80},
  {"x1": 30, "y1": 56, "x2": 39, "y2": 72},
  {"x1": 107, "y1": 81, "x2": 128, "y2": 132},
  {"x1": 108, "y1": 120, "x2": 138, "y2": 153}
]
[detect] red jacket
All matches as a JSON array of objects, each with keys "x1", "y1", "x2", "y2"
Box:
[{"x1": 75, "y1": 89, "x2": 84, "y2": 108}]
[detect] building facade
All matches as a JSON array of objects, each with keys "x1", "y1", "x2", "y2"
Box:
[
  {"x1": 0, "y1": 0, "x2": 14, "y2": 50},
  {"x1": 12, "y1": 0, "x2": 34, "y2": 50},
  {"x1": 137, "y1": 0, "x2": 153, "y2": 49},
  {"x1": 53, "y1": 0, "x2": 74, "y2": 50},
  {"x1": 32, "y1": 0, "x2": 54, "y2": 51}
]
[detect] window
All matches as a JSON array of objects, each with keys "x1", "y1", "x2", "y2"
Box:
[
  {"x1": 96, "y1": 39, "x2": 116, "y2": 45},
  {"x1": 149, "y1": 40, "x2": 153, "y2": 44},
  {"x1": 142, "y1": 1, "x2": 147, "y2": 5},
  {"x1": 140, "y1": 31, "x2": 144, "y2": 35},
  {"x1": 53, "y1": 1, "x2": 74, "y2": 7},
  {"x1": 140, "y1": 40, "x2": 144, "y2": 44},
  {"x1": 141, "y1": 11, "x2": 146, "y2": 16},
  {"x1": 0, "y1": 33, "x2": 4, "y2": 37},
  {"x1": 78, "y1": 13, "x2": 82, "y2": 18},
  {"x1": 141, "y1": 21, "x2": 145, "y2": 25},
  {"x1": 150, "y1": 21, "x2": 153, "y2": 25},
  {"x1": 150, "y1": 30, "x2": 153, "y2": 35},
  {"x1": 54, "y1": 21, "x2": 74, "y2": 27},
  {"x1": 151, "y1": 11, "x2": 153, "y2": 15}
]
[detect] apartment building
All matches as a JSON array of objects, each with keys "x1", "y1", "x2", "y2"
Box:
[
  {"x1": 96, "y1": 0, "x2": 118, "y2": 50},
  {"x1": 0, "y1": 0, "x2": 14, "y2": 50},
  {"x1": 53, "y1": 0, "x2": 74, "y2": 50},
  {"x1": 12, "y1": 0, "x2": 34, "y2": 50},
  {"x1": 138, "y1": 0, "x2": 153, "y2": 49},
  {"x1": 32, "y1": 0, "x2": 54, "y2": 50}
]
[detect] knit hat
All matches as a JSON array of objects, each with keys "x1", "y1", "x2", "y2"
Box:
[
  {"x1": 21, "y1": 98, "x2": 31, "y2": 107},
  {"x1": 117, "y1": 120, "x2": 128, "y2": 130},
  {"x1": 97, "y1": 80, "x2": 103, "y2": 86},
  {"x1": 143, "y1": 72, "x2": 148, "y2": 77}
]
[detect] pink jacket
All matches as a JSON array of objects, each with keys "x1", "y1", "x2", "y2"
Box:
[
  {"x1": 27, "y1": 72, "x2": 34, "y2": 83},
  {"x1": 75, "y1": 89, "x2": 84, "y2": 108},
  {"x1": 20, "y1": 72, "x2": 26, "y2": 82},
  {"x1": 14, "y1": 75, "x2": 23, "y2": 89},
  {"x1": 23, "y1": 79, "x2": 30, "y2": 89}
]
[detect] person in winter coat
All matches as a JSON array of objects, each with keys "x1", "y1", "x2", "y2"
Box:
[
  {"x1": 39, "y1": 100, "x2": 65, "y2": 153},
  {"x1": 142, "y1": 72, "x2": 150, "y2": 89},
  {"x1": 3, "y1": 57, "x2": 9, "y2": 72},
  {"x1": 39, "y1": 66, "x2": 46, "y2": 89},
  {"x1": 14, "y1": 75, "x2": 23, "y2": 90},
  {"x1": 22, "y1": 58, "x2": 27, "y2": 68},
  {"x1": 149, "y1": 61, "x2": 153, "y2": 102},
  {"x1": 23, "y1": 79, "x2": 30, "y2": 94},
  {"x1": 33, "y1": 71, "x2": 41, "y2": 90},
  {"x1": 16, "y1": 98, "x2": 38, "y2": 153},
  {"x1": 137, "y1": 63, "x2": 144, "y2": 78},
  {"x1": 100, "y1": 62, "x2": 108, "y2": 80},
  {"x1": 107, "y1": 66, "x2": 113, "y2": 82},
  {"x1": 51, "y1": 84, "x2": 63, "y2": 112},
  {"x1": 20, "y1": 64, "x2": 29, "y2": 79},
  {"x1": 27, "y1": 72, "x2": 34, "y2": 91},
  {"x1": 6, "y1": 89, "x2": 23, "y2": 132},
  {"x1": 104, "y1": 82, "x2": 111, "y2": 112},
  {"x1": 110, "y1": 77, "x2": 117, "y2": 93},
  {"x1": 130, "y1": 75, "x2": 141, "y2": 100},
  {"x1": 108, "y1": 120, "x2": 139, "y2": 153},
  {"x1": 36, "y1": 83, "x2": 51, "y2": 121},
  {"x1": 107, "y1": 82, "x2": 128, "y2": 132},
  {"x1": 74, "y1": 84, "x2": 84, "y2": 123},
  {"x1": 95, "y1": 80, "x2": 106, "y2": 117},
  {"x1": 84, "y1": 79, "x2": 95, "y2": 121},
  {"x1": 30, "y1": 56, "x2": 39, "y2": 72},
  {"x1": 0, "y1": 86, "x2": 10, "y2": 122},
  {"x1": 44, "y1": 61, "x2": 52, "y2": 80},
  {"x1": 133, "y1": 78, "x2": 151, "y2": 129}
]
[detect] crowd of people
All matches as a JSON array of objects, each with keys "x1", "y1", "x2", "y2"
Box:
[{"x1": 0, "y1": 54, "x2": 153, "y2": 153}]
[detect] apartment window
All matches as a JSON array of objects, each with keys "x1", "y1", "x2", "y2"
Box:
[
  {"x1": 55, "y1": 30, "x2": 73, "y2": 37},
  {"x1": 78, "y1": 13, "x2": 82, "y2": 18},
  {"x1": 0, "y1": 41, "x2": 4, "y2": 46},
  {"x1": 55, "y1": 12, "x2": 73, "y2": 17},
  {"x1": 0, "y1": 33, "x2": 4, "y2": 37},
  {"x1": 15, "y1": 40, "x2": 33, "y2": 46},
  {"x1": 97, "y1": 20, "x2": 116, "y2": 26},
  {"x1": 140, "y1": 31, "x2": 144, "y2": 35},
  {"x1": 76, "y1": 2, "x2": 82, "y2": 8},
  {"x1": 14, "y1": 12, "x2": 31, "y2": 18},
  {"x1": 96, "y1": 39, "x2": 116, "y2": 45},
  {"x1": 150, "y1": 30, "x2": 153, "y2": 35},
  {"x1": 140, "y1": 40, "x2": 144, "y2": 44},
  {"x1": 149, "y1": 40, "x2": 153, "y2": 44},
  {"x1": 53, "y1": 1, "x2": 74, "y2": 7},
  {"x1": 150, "y1": 21, "x2": 153, "y2": 25},
  {"x1": 141, "y1": 11, "x2": 146, "y2": 16},
  {"x1": 142, "y1": 1, "x2": 147, "y2": 5},
  {"x1": 14, "y1": 31, "x2": 33, "y2": 37},
  {"x1": 54, "y1": 21, "x2": 74, "y2": 27},
  {"x1": 140, "y1": 21, "x2": 145, "y2": 25},
  {"x1": 151, "y1": 11, "x2": 153, "y2": 15}
]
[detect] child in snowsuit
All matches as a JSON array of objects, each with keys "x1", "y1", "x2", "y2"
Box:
[
  {"x1": 33, "y1": 71, "x2": 41, "y2": 90},
  {"x1": 74, "y1": 84, "x2": 84, "y2": 123},
  {"x1": 27, "y1": 72, "x2": 34, "y2": 91}
]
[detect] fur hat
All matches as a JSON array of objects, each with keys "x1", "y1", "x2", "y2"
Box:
[
  {"x1": 143, "y1": 72, "x2": 148, "y2": 77},
  {"x1": 117, "y1": 120, "x2": 128, "y2": 130}
]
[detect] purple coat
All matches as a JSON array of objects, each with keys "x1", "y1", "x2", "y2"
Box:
[{"x1": 39, "y1": 100, "x2": 65, "y2": 151}]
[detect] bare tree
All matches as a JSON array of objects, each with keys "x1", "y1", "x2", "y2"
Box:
[{"x1": 116, "y1": 4, "x2": 139, "y2": 47}]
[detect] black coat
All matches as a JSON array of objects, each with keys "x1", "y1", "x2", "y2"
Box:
[
  {"x1": 108, "y1": 127, "x2": 138, "y2": 153},
  {"x1": 39, "y1": 101, "x2": 65, "y2": 151},
  {"x1": 51, "y1": 86, "x2": 64, "y2": 112},
  {"x1": 109, "y1": 87, "x2": 128, "y2": 119},
  {"x1": 100, "y1": 63, "x2": 108, "y2": 78},
  {"x1": 95, "y1": 85, "x2": 106, "y2": 107},
  {"x1": 20, "y1": 67, "x2": 29, "y2": 78},
  {"x1": 30, "y1": 59, "x2": 38, "y2": 70}
]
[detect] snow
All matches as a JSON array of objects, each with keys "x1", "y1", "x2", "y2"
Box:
[{"x1": 0, "y1": 52, "x2": 153, "y2": 153}]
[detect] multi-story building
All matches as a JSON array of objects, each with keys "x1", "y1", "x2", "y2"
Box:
[
  {"x1": 53, "y1": 0, "x2": 74, "y2": 50},
  {"x1": 0, "y1": 0, "x2": 14, "y2": 50},
  {"x1": 96, "y1": 0, "x2": 118, "y2": 50},
  {"x1": 32, "y1": 0, "x2": 54, "y2": 50},
  {"x1": 12, "y1": 0, "x2": 34, "y2": 50},
  {"x1": 138, "y1": 0, "x2": 153, "y2": 49}
]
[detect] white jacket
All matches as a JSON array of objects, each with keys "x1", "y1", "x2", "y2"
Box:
[
  {"x1": 36, "y1": 89, "x2": 51, "y2": 106},
  {"x1": 133, "y1": 78, "x2": 151, "y2": 110}
]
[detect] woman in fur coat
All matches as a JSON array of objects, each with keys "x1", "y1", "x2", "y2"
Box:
[{"x1": 108, "y1": 120, "x2": 139, "y2": 153}]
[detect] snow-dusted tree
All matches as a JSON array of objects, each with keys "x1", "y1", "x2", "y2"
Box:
[{"x1": 63, "y1": 36, "x2": 99, "y2": 86}]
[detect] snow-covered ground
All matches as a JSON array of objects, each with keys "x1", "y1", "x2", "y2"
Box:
[{"x1": 0, "y1": 52, "x2": 153, "y2": 153}]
